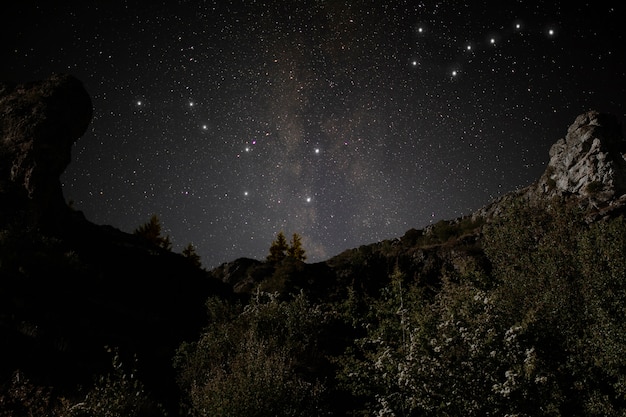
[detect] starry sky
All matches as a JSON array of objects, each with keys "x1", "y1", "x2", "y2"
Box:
[{"x1": 2, "y1": 1, "x2": 624, "y2": 268}]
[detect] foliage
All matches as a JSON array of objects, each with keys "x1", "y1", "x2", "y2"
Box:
[
  {"x1": 133, "y1": 214, "x2": 172, "y2": 250},
  {"x1": 267, "y1": 231, "x2": 307, "y2": 263},
  {"x1": 287, "y1": 233, "x2": 307, "y2": 261},
  {"x1": 336, "y1": 200, "x2": 626, "y2": 416},
  {"x1": 7, "y1": 190, "x2": 626, "y2": 416},
  {"x1": 0, "y1": 370, "x2": 70, "y2": 417},
  {"x1": 0, "y1": 349, "x2": 159, "y2": 417},
  {"x1": 174, "y1": 292, "x2": 328, "y2": 416},
  {"x1": 67, "y1": 347, "x2": 159, "y2": 417},
  {"x1": 182, "y1": 242, "x2": 202, "y2": 268},
  {"x1": 267, "y1": 231, "x2": 289, "y2": 262}
]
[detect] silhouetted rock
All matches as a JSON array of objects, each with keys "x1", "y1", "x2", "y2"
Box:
[
  {"x1": 0, "y1": 75, "x2": 231, "y2": 413},
  {"x1": 0, "y1": 74, "x2": 92, "y2": 231}
]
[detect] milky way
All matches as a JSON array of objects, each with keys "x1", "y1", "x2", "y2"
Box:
[{"x1": 2, "y1": 1, "x2": 624, "y2": 267}]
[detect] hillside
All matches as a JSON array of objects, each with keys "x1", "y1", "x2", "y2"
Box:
[
  {"x1": 0, "y1": 75, "x2": 232, "y2": 415},
  {"x1": 1, "y1": 75, "x2": 625, "y2": 416}
]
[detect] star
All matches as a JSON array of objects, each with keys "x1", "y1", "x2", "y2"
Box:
[{"x1": 10, "y1": 1, "x2": 618, "y2": 269}]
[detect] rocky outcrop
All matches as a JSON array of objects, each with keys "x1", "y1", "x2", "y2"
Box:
[
  {"x1": 537, "y1": 111, "x2": 626, "y2": 202},
  {"x1": 0, "y1": 73, "x2": 92, "y2": 230},
  {"x1": 475, "y1": 110, "x2": 625, "y2": 220}
]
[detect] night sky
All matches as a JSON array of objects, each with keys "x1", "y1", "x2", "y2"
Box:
[{"x1": 2, "y1": 1, "x2": 624, "y2": 268}]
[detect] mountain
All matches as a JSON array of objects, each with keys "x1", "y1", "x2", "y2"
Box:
[{"x1": 1, "y1": 74, "x2": 625, "y2": 416}]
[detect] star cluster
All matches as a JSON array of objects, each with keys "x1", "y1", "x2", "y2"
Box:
[{"x1": 2, "y1": 1, "x2": 624, "y2": 267}]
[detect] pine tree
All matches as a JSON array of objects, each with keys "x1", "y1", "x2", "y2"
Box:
[
  {"x1": 182, "y1": 243, "x2": 202, "y2": 268},
  {"x1": 287, "y1": 233, "x2": 307, "y2": 261},
  {"x1": 134, "y1": 214, "x2": 172, "y2": 250},
  {"x1": 267, "y1": 231, "x2": 288, "y2": 262}
]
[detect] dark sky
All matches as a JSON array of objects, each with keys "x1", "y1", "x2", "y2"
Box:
[{"x1": 2, "y1": 1, "x2": 624, "y2": 268}]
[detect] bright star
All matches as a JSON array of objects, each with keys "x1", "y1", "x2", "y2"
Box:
[
  {"x1": 315, "y1": 148, "x2": 320, "y2": 154},
  {"x1": 306, "y1": 197, "x2": 312, "y2": 203}
]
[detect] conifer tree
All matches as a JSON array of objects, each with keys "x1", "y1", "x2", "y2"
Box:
[
  {"x1": 287, "y1": 233, "x2": 307, "y2": 262},
  {"x1": 134, "y1": 214, "x2": 172, "y2": 250},
  {"x1": 267, "y1": 231, "x2": 288, "y2": 262},
  {"x1": 182, "y1": 243, "x2": 202, "y2": 268}
]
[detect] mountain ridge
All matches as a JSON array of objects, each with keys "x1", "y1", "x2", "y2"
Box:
[{"x1": 212, "y1": 109, "x2": 626, "y2": 297}]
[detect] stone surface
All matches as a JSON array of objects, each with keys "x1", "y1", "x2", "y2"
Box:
[
  {"x1": 0, "y1": 73, "x2": 92, "y2": 229},
  {"x1": 475, "y1": 110, "x2": 625, "y2": 221},
  {"x1": 538, "y1": 110, "x2": 626, "y2": 202}
]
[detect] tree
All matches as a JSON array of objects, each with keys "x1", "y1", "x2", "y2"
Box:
[
  {"x1": 182, "y1": 243, "x2": 202, "y2": 268},
  {"x1": 287, "y1": 233, "x2": 307, "y2": 261},
  {"x1": 268, "y1": 232, "x2": 307, "y2": 263},
  {"x1": 134, "y1": 214, "x2": 172, "y2": 250},
  {"x1": 267, "y1": 231, "x2": 288, "y2": 262}
]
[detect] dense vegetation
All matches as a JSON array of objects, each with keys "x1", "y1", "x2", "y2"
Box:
[
  {"x1": 3, "y1": 197, "x2": 626, "y2": 416},
  {"x1": 174, "y1": 199, "x2": 626, "y2": 416}
]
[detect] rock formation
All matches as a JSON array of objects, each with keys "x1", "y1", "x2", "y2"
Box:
[
  {"x1": 538, "y1": 110, "x2": 626, "y2": 202},
  {"x1": 0, "y1": 73, "x2": 92, "y2": 230},
  {"x1": 475, "y1": 110, "x2": 626, "y2": 220}
]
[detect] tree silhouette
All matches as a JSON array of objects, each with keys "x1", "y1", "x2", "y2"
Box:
[
  {"x1": 287, "y1": 233, "x2": 307, "y2": 261},
  {"x1": 134, "y1": 214, "x2": 172, "y2": 250},
  {"x1": 182, "y1": 243, "x2": 202, "y2": 268},
  {"x1": 267, "y1": 231, "x2": 289, "y2": 262},
  {"x1": 267, "y1": 231, "x2": 307, "y2": 263}
]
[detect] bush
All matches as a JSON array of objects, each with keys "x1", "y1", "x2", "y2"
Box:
[{"x1": 174, "y1": 292, "x2": 328, "y2": 416}]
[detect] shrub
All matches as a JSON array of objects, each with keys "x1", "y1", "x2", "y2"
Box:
[{"x1": 174, "y1": 293, "x2": 328, "y2": 416}]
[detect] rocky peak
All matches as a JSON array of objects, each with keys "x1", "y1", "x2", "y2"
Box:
[
  {"x1": 537, "y1": 110, "x2": 626, "y2": 203},
  {"x1": 0, "y1": 73, "x2": 92, "y2": 230}
]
